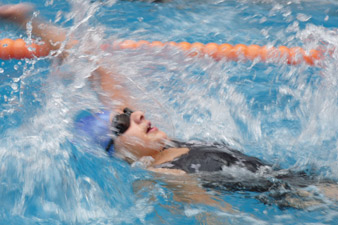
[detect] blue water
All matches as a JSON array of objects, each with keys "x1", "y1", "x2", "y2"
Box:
[{"x1": 1, "y1": 0, "x2": 338, "y2": 224}]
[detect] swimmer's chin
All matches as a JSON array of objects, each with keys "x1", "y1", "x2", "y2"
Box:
[
  {"x1": 149, "y1": 137, "x2": 169, "y2": 152},
  {"x1": 116, "y1": 136, "x2": 169, "y2": 158}
]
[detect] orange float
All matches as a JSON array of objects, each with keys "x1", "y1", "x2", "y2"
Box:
[
  {"x1": 0, "y1": 38, "x2": 14, "y2": 60},
  {"x1": 0, "y1": 38, "x2": 323, "y2": 66},
  {"x1": 0, "y1": 38, "x2": 49, "y2": 59},
  {"x1": 189, "y1": 42, "x2": 204, "y2": 57},
  {"x1": 177, "y1": 42, "x2": 191, "y2": 51}
]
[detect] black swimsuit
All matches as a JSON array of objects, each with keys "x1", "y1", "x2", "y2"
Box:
[
  {"x1": 156, "y1": 141, "x2": 317, "y2": 193},
  {"x1": 157, "y1": 142, "x2": 268, "y2": 174},
  {"x1": 154, "y1": 142, "x2": 328, "y2": 208}
]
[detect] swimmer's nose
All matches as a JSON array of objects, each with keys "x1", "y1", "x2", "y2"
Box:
[{"x1": 132, "y1": 111, "x2": 145, "y2": 124}]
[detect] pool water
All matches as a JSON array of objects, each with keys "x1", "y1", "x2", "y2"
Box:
[{"x1": 1, "y1": 0, "x2": 338, "y2": 224}]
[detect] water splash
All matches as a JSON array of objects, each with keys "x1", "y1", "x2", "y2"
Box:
[{"x1": 1, "y1": 0, "x2": 338, "y2": 224}]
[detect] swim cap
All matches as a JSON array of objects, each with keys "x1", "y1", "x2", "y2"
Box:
[{"x1": 74, "y1": 110, "x2": 114, "y2": 153}]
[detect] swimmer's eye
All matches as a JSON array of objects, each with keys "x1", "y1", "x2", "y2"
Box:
[
  {"x1": 111, "y1": 108, "x2": 134, "y2": 136},
  {"x1": 106, "y1": 108, "x2": 134, "y2": 152}
]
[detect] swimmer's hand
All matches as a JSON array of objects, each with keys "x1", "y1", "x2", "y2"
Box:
[
  {"x1": 0, "y1": 3, "x2": 132, "y2": 109},
  {"x1": 0, "y1": 3, "x2": 75, "y2": 55},
  {"x1": 150, "y1": 170, "x2": 235, "y2": 213},
  {"x1": 0, "y1": 3, "x2": 34, "y2": 24}
]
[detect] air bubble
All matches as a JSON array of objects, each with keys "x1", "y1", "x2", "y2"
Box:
[{"x1": 11, "y1": 83, "x2": 18, "y2": 91}]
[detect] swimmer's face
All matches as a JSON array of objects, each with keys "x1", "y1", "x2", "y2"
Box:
[{"x1": 115, "y1": 110, "x2": 168, "y2": 158}]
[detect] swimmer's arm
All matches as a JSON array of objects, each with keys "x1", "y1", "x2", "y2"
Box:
[
  {"x1": 0, "y1": 4, "x2": 133, "y2": 108},
  {"x1": 91, "y1": 66, "x2": 133, "y2": 109},
  {"x1": 0, "y1": 3, "x2": 76, "y2": 55},
  {"x1": 148, "y1": 168, "x2": 234, "y2": 212}
]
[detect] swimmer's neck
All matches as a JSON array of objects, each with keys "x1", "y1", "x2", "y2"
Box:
[{"x1": 151, "y1": 147, "x2": 190, "y2": 167}]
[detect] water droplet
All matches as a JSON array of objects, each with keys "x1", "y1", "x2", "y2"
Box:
[
  {"x1": 0, "y1": 68, "x2": 4, "y2": 73},
  {"x1": 297, "y1": 13, "x2": 311, "y2": 22},
  {"x1": 259, "y1": 17, "x2": 267, "y2": 23},
  {"x1": 55, "y1": 10, "x2": 62, "y2": 23},
  {"x1": 11, "y1": 83, "x2": 18, "y2": 91}
]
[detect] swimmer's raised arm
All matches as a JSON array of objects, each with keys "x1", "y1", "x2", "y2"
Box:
[
  {"x1": 0, "y1": 3, "x2": 75, "y2": 53},
  {"x1": 91, "y1": 67, "x2": 133, "y2": 109},
  {"x1": 0, "y1": 3, "x2": 133, "y2": 109}
]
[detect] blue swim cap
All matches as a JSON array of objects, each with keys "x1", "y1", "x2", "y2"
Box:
[{"x1": 74, "y1": 110, "x2": 114, "y2": 153}]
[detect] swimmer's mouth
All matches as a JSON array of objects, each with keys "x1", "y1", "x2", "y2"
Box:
[{"x1": 146, "y1": 123, "x2": 158, "y2": 133}]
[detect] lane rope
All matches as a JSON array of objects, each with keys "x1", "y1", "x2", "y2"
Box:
[
  {"x1": 0, "y1": 38, "x2": 323, "y2": 66},
  {"x1": 0, "y1": 38, "x2": 49, "y2": 60}
]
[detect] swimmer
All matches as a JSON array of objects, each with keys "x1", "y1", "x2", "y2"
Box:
[{"x1": 1, "y1": 3, "x2": 337, "y2": 210}]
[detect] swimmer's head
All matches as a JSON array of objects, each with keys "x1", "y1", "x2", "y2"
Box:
[{"x1": 110, "y1": 108, "x2": 168, "y2": 159}]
